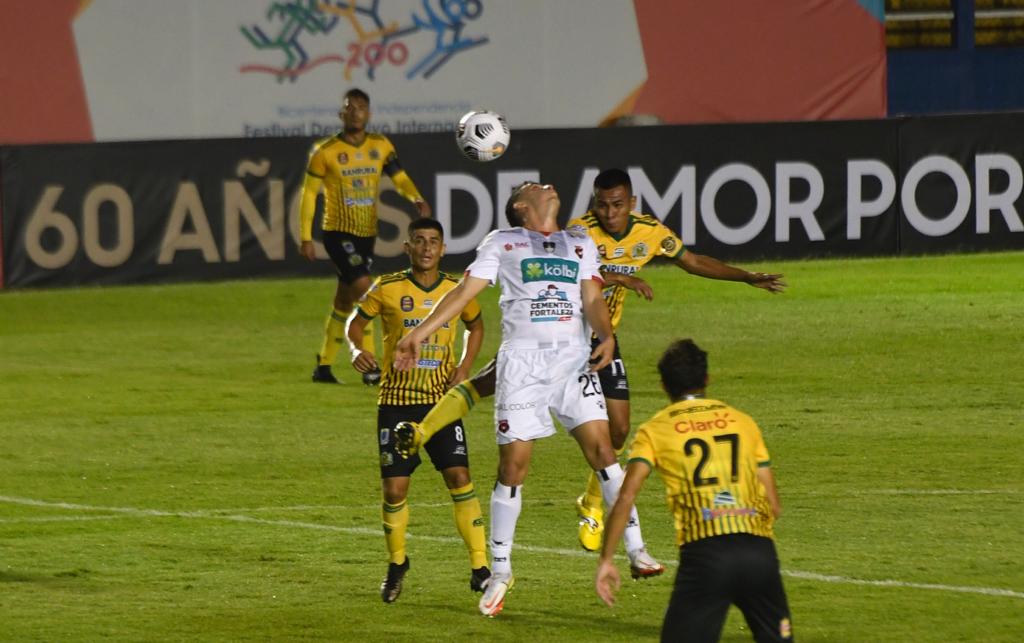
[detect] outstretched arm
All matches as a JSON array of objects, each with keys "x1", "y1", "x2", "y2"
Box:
[
  {"x1": 677, "y1": 252, "x2": 786, "y2": 293},
  {"x1": 394, "y1": 276, "x2": 489, "y2": 371},
  {"x1": 595, "y1": 460, "x2": 652, "y2": 607}
]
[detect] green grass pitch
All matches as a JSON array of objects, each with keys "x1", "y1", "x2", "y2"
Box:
[{"x1": 1, "y1": 251, "x2": 1022, "y2": 641}]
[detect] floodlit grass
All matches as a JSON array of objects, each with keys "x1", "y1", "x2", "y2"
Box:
[{"x1": 1, "y1": 251, "x2": 1022, "y2": 641}]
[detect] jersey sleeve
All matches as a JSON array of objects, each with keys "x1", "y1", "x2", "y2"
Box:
[
  {"x1": 581, "y1": 236, "x2": 603, "y2": 282},
  {"x1": 654, "y1": 221, "x2": 685, "y2": 259},
  {"x1": 299, "y1": 143, "x2": 326, "y2": 242},
  {"x1": 466, "y1": 230, "x2": 502, "y2": 284},
  {"x1": 355, "y1": 278, "x2": 384, "y2": 319},
  {"x1": 627, "y1": 424, "x2": 656, "y2": 470},
  {"x1": 380, "y1": 137, "x2": 424, "y2": 204}
]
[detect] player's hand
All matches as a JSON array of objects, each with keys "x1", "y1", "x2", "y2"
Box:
[
  {"x1": 447, "y1": 363, "x2": 471, "y2": 388},
  {"x1": 746, "y1": 272, "x2": 786, "y2": 293},
  {"x1": 414, "y1": 200, "x2": 432, "y2": 218},
  {"x1": 299, "y1": 241, "x2": 316, "y2": 262},
  {"x1": 626, "y1": 276, "x2": 654, "y2": 301},
  {"x1": 351, "y1": 349, "x2": 378, "y2": 374},
  {"x1": 393, "y1": 336, "x2": 421, "y2": 372},
  {"x1": 595, "y1": 559, "x2": 621, "y2": 607},
  {"x1": 589, "y1": 336, "x2": 615, "y2": 372}
]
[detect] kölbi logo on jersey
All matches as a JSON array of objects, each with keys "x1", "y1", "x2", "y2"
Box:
[{"x1": 521, "y1": 258, "x2": 579, "y2": 284}]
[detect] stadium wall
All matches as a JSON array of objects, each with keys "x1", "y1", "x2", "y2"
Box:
[{"x1": 1, "y1": 112, "x2": 1022, "y2": 289}]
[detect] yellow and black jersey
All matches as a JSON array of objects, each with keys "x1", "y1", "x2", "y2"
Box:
[
  {"x1": 300, "y1": 132, "x2": 423, "y2": 239},
  {"x1": 566, "y1": 211, "x2": 684, "y2": 330},
  {"x1": 628, "y1": 397, "x2": 775, "y2": 546},
  {"x1": 356, "y1": 270, "x2": 481, "y2": 406}
]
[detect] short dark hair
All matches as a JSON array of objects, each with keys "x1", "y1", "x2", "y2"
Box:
[
  {"x1": 593, "y1": 168, "x2": 632, "y2": 195},
  {"x1": 657, "y1": 339, "x2": 708, "y2": 400},
  {"x1": 408, "y1": 217, "x2": 443, "y2": 239},
  {"x1": 504, "y1": 181, "x2": 537, "y2": 227},
  {"x1": 344, "y1": 88, "x2": 370, "y2": 106}
]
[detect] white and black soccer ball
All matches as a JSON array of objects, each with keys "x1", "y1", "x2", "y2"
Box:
[{"x1": 455, "y1": 110, "x2": 510, "y2": 162}]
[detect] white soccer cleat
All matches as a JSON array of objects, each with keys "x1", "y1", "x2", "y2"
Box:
[
  {"x1": 628, "y1": 548, "x2": 665, "y2": 580},
  {"x1": 478, "y1": 573, "x2": 514, "y2": 616}
]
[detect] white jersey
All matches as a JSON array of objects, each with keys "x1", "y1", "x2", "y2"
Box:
[{"x1": 466, "y1": 227, "x2": 603, "y2": 350}]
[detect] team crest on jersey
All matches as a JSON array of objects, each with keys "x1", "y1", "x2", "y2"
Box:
[
  {"x1": 369, "y1": 149, "x2": 380, "y2": 160},
  {"x1": 574, "y1": 245, "x2": 583, "y2": 259},
  {"x1": 337, "y1": 152, "x2": 348, "y2": 164},
  {"x1": 498, "y1": 419, "x2": 510, "y2": 433},
  {"x1": 661, "y1": 236, "x2": 678, "y2": 253},
  {"x1": 400, "y1": 296, "x2": 414, "y2": 312},
  {"x1": 597, "y1": 244, "x2": 607, "y2": 257},
  {"x1": 631, "y1": 242, "x2": 649, "y2": 259},
  {"x1": 543, "y1": 241, "x2": 556, "y2": 253},
  {"x1": 504, "y1": 243, "x2": 513, "y2": 251},
  {"x1": 612, "y1": 247, "x2": 625, "y2": 258}
]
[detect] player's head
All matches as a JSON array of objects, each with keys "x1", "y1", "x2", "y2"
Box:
[
  {"x1": 592, "y1": 168, "x2": 636, "y2": 235},
  {"x1": 657, "y1": 339, "x2": 709, "y2": 400},
  {"x1": 505, "y1": 181, "x2": 560, "y2": 228},
  {"x1": 340, "y1": 88, "x2": 371, "y2": 132},
  {"x1": 405, "y1": 218, "x2": 445, "y2": 271}
]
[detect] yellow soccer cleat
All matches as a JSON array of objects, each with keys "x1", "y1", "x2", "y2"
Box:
[{"x1": 575, "y1": 495, "x2": 604, "y2": 552}]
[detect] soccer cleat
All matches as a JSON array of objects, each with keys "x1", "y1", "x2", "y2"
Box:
[
  {"x1": 362, "y1": 367, "x2": 382, "y2": 386},
  {"x1": 478, "y1": 573, "x2": 513, "y2": 616},
  {"x1": 380, "y1": 557, "x2": 410, "y2": 603},
  {"x1": 470, "y1": 566, "x2": 491, "y2": 593},
  {"x1": 575, "y1": 495, "x2": 604, "y2": 552},
  {"x1": 628, "y1": 548, "x2": 665, "y2": 580},
  {"x1": 393, "y1": 421, "x2": 425, "y2": 459},
  {"x1": 311, "y1": 355, "x2": 340, "y2": 384}
]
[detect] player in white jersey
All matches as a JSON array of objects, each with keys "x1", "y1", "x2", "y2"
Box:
[{"x1": 394, "y1": 182, "x2": 663, "y2": 617}]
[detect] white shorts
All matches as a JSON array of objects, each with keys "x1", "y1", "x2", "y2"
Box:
[{"x1": 493, "y1": 345, "x2": 608, "y2": 444}]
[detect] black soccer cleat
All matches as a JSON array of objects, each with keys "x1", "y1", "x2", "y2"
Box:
[
  {"x1": 380, "y1": 557, "x2": 410, "y2": 604},
  {"x1": 470, "y1": 566, "x2": 491, "y2": 593},
  {"x1": 362, "y1": 367, "x2": 382, "y2": 386},
  {"x1": 311, "y1": 355, "x2": 340, "y2": 384},
  {"x1": 393, "y1": 421, "x2": 425, "y2": 460}
]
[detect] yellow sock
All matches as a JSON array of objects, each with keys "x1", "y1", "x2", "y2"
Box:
[
  {"x1": 450, "y1": 483, "x2": 487, "y2": 569},
  {"x1": 382, "y1": 499, "x2": 409, "y2": 564},
  {"x1": 318, "y1": 307, "x2": 349, "y2": 366},
  {"x1": 421, "y1": 381, "x2": 480, "y2": 441},
  {"x1": 583, "y1": 446, "x2": 627, "y2": 511}
]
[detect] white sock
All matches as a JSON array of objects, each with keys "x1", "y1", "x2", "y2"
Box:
[
  {"x1": 489, "y1": 482, "x2": 522, "y2": 576},
  {"x1": 596, "y1": 462, "x2": 645, "y2": 554}
]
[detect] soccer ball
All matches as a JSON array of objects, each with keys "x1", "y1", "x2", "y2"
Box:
[{"x1": 455, "y1": 110, "x2": 510, "y2": 162}]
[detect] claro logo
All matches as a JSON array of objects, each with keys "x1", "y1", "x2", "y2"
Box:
[{"x1": 674, "y1": 412, "x2": 736, "y2": 433}]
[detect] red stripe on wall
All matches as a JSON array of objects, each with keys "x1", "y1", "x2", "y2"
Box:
[
  {"x1": 630, "y1": 0, "x2": 886, "y2": 124},
  {"x1": 0, "y1": 0, "x2": 94, "y2": 143}
]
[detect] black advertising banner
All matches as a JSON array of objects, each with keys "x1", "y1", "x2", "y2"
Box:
[
  {"x1": 2, "y1": 113, "x2": 1022, "y2": 289},
  {"x1": 898, "y1": 113, "x2": 1024, "y2": 255}
]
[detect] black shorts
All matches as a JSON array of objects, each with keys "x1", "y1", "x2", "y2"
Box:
[
  {"x1": 377, "y1": 404, "x2": 469, "y2": 478},
  {"x1": 591, "y1": 334, "x2": 629, "y2": 401},
  {"x1": 323, "y1": 231, "x2": 374, "y2": 284},
  {"x1": 662, "y1": 534, "x2": 793, "y2": 643}
]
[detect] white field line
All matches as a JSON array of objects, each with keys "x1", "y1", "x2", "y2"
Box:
[
  {"x1": 0, "y1": 514, "x2": 129, "y2": 524},
  {"x1": 2, "y1": 495, "x2": 1022, "y2": 600}
]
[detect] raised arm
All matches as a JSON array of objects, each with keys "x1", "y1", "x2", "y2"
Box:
[
  {"x1": 393, "y1": 275, "x2": 489, "y2": 371},
  {"x1": 677, "y1": 252, "x2": 786, "y2": 293}
]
